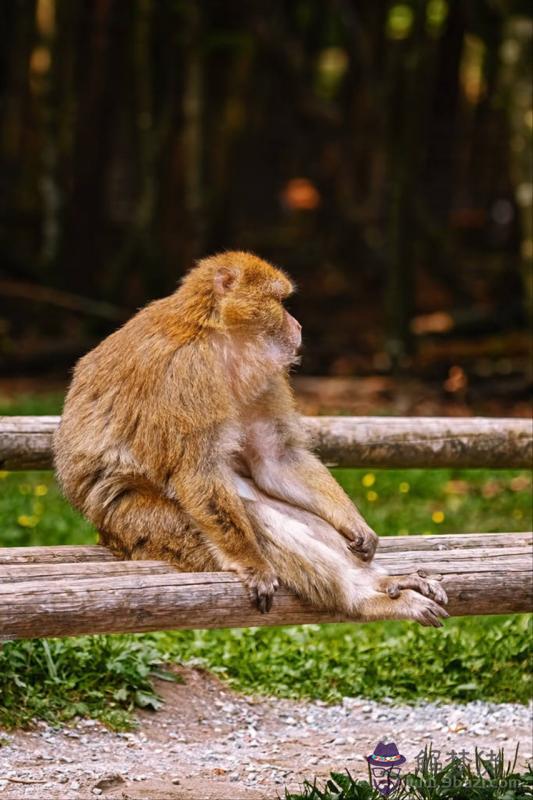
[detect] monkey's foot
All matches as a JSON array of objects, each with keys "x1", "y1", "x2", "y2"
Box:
[
  {"x1": 377, "y1": 573, "x2": 448, "y2": 606},
  {"x1": 398, "y1": 589, "x2": 449, "y2": 627},
  {"x1": 238, "y1": 567, "x2": 279, "y2": 614},
  {"x1": 369, "y1": 574, "x2": 449, "y2": 627},
  {"x1": 345, "y1": 525, "x2": 378, "y2": 562}
]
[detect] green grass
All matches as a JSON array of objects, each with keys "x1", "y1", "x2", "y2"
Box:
[
  {"x1": 0, "y1": 636, "x2": 182, "y2": 729},
  {"x1": 2, "y1": 466, "x2": 530, "y2": 548},
  {"x1": 1, "y1": 615, "x2": 530, "y2": 731},
  {"x1": 150, "y1": 615, "x2": 532, "y2": 706},
  {"x1": 285, "y1": 746, "x2": 532, "y2": 799},
  {"x1": 0, "y1": 392, "x2": 531, "y2": 731},
  {"x1": 334, "y1": 467, "x2": 531, "y2": 536},
  {"x1": 0, "y1": 391, "x2": 65, "y2": 416},
  {"x1": 0, "y1": 470, "x2": 96, "y2": 547}
]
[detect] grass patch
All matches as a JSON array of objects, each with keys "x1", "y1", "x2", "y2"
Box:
[
  {"x1": 0, "y1": 391, "x2": 65, "y2": 416},
  {"x1": 333, "y1": 468, "x2": 532, "y2": 536},
  {"x1": 1, "y1": 467, "x2": 530, "y2": 548},
  {"x1": 0, "y1": 635, "x2": 181, "y2": 730},
  {"x1": 153, "y1": 615, "x2": 532, "y2": 706},
  {"x1": 0, "y1": 469, "x2": 96, "y2": 547},
  {"x1": 285, "y1": 746, "x2": 532, "y2": 799},
  {"x1": 1, "y1": 615, "x2": 530, "y2": 731}
]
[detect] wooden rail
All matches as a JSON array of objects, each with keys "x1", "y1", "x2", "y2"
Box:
[
  {"x1": 1, "y1": 415, "x2": 532, "y2": 470},
  {"x1": 1, "y1": 533, "x2": 531, "y2": 640}
]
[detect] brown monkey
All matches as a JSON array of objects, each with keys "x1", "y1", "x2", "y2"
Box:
[{"x1": 54, "y1": 251, "x2": 448, "y2": 625}]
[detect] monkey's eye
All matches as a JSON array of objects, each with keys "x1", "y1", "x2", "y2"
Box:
[{"x1": 281, "y1": 296, "x2": 294, "y2": 313}]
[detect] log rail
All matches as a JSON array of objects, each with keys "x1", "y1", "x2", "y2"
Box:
[
  {"x1": 0, "y1": 415, "x2": 531, "y2": 639},
  {"x1": 1, "y1": 533, "x2": 531, "y2": 640},
  {"x1": 0, "y1": 415, "x2": 531, "y2": 470}
]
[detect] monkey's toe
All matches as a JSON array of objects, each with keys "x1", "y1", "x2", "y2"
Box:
[
  {"x1": 417, "y1": 601, "x2": 449, "y2": 627},
  {"x1": 424, "y1": 580, "x2": 448, "y2": 605},
  {"x1": 254, "y1": 579, "x2": 279, "y2": 613},
  {"x1": 402, "y1": 590, "x2": 449, "y2": 628},
  {"x1": 413, "y1": 575, "x2": 448, "y2": 605},
  {"x1": 380, "y1": 574, "x2": 448, "y2": 606}
]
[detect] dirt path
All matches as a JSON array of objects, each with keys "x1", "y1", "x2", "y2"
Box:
[{"x1": 1, "y1": 668, "x2": 531, "y2": 799}]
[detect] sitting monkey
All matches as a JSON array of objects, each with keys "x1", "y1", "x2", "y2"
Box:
[{"x1": 54, "y1": 252, "x2": 447, "y2": 626}]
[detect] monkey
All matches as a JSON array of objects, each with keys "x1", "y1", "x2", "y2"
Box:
[{"x1": 54, "y1": 251, "x2": 448, "y2": 626}]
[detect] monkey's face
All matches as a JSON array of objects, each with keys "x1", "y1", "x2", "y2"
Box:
[
  {"x1": 213, "y1": 253, "x2": 302, "y2": 361},
  {"x1": 280, "y1": 307, "x2": 302, "y2": 355}
]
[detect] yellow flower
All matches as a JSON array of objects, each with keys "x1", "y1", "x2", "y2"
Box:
[
  {"x1": 362, "y1": 473, "x2": 376, "y2": 488},
  {"x1": 432, "y1": 511, "x2": 445, "y2": 524},
  {"x1": 17, "y1": 514, "x2": 40, "y2": 528},
  {"x1": 512, "y1": 509, "x2": 524, "y2": 520},
  {"x1": 0, "y1": 470, "x2": 9, "y2": 479},
  {"x1": 18, "y1": 483, "x2": 32, "y2": 495},
  {"x1": 35, "y1": 484, "x2": 48, "y2": 496},
  {"x1": 367, "y1": 490, "x2": 378, "y2": 502},
  {"x1": 399, "y1": 482, "x2": 410, "y2": 494}
]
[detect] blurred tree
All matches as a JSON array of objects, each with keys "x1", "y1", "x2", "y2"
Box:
[
  {"x1": 499, "y1": 13, "x2": 533, "y2": 326},
  {"x1": 0, "y1": 0, "x2": 530, "y2": 378}
]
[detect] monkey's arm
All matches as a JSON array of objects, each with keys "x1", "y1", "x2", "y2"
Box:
[
  {"x1": 243, "y1": 378, "x2": 378, "y2": 561},
  {"x1": 159, "y1": 349, "x2": 279, "y2": 611},
  {"x1": 171, "y1": 437, "x2": 279, "y2": 611}
]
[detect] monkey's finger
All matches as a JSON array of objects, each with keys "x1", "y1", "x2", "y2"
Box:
[
  {"x1": 419, "y1": 609, "x2": 443, "y2": 628},
  {"x1": 251, "y1": 576, "x2": 279, "y2": 614},
  {"x1": 347, "y1": 540, "x2": 374, "y2": 561},
  {"x1": 255, "y1": 590, "x2": 267, "y2": 613}
]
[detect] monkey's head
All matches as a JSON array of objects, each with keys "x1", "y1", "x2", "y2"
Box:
[{"x1": 182, "y1": 251, "x2": 302, "y2": 361}]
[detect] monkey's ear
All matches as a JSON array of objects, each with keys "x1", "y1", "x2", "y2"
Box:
[{"x1": 214, "y1": 266, "x2": 237, "y2": 295}]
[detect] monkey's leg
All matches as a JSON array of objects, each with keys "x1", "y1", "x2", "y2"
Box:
[
  {"x1": 93, "y1": 486, "x2": 220, "y2": 572},
  {"x1": 92, "y1": 472, "x2": 279, "y2": 612},
  {"x1": 171, "y1": 462, "x2": 281, "y2": 612},
  {"x1": 236, "y1": 477, "x2": 448, "y2": 626}
]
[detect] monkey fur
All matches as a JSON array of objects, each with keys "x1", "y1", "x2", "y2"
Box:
[{"x1": 54, "y1": 252, "x2": 448, "y2": 626}]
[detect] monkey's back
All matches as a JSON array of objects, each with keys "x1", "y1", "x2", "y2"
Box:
[
  {"x1": 55, "y1": 303, "x2": 171, "y2": 505},
  {"x1": 53, "y1": 294, "x2": 231, "y2": 519}
]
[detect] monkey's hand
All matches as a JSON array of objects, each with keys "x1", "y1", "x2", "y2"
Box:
[
  {"x1": 236, "y1": 565, "x2": 280, "y2": 613},
  {"x1": 342, "y1": 521, "x2": 379, "y2": 562},
  {"x1": 376, "y1": 573, "x2": 449, "y2": 627}
]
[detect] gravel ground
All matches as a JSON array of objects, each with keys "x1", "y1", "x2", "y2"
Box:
[{"x1": 1, "y1": 668, "x2": 531, "y2": 800}]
